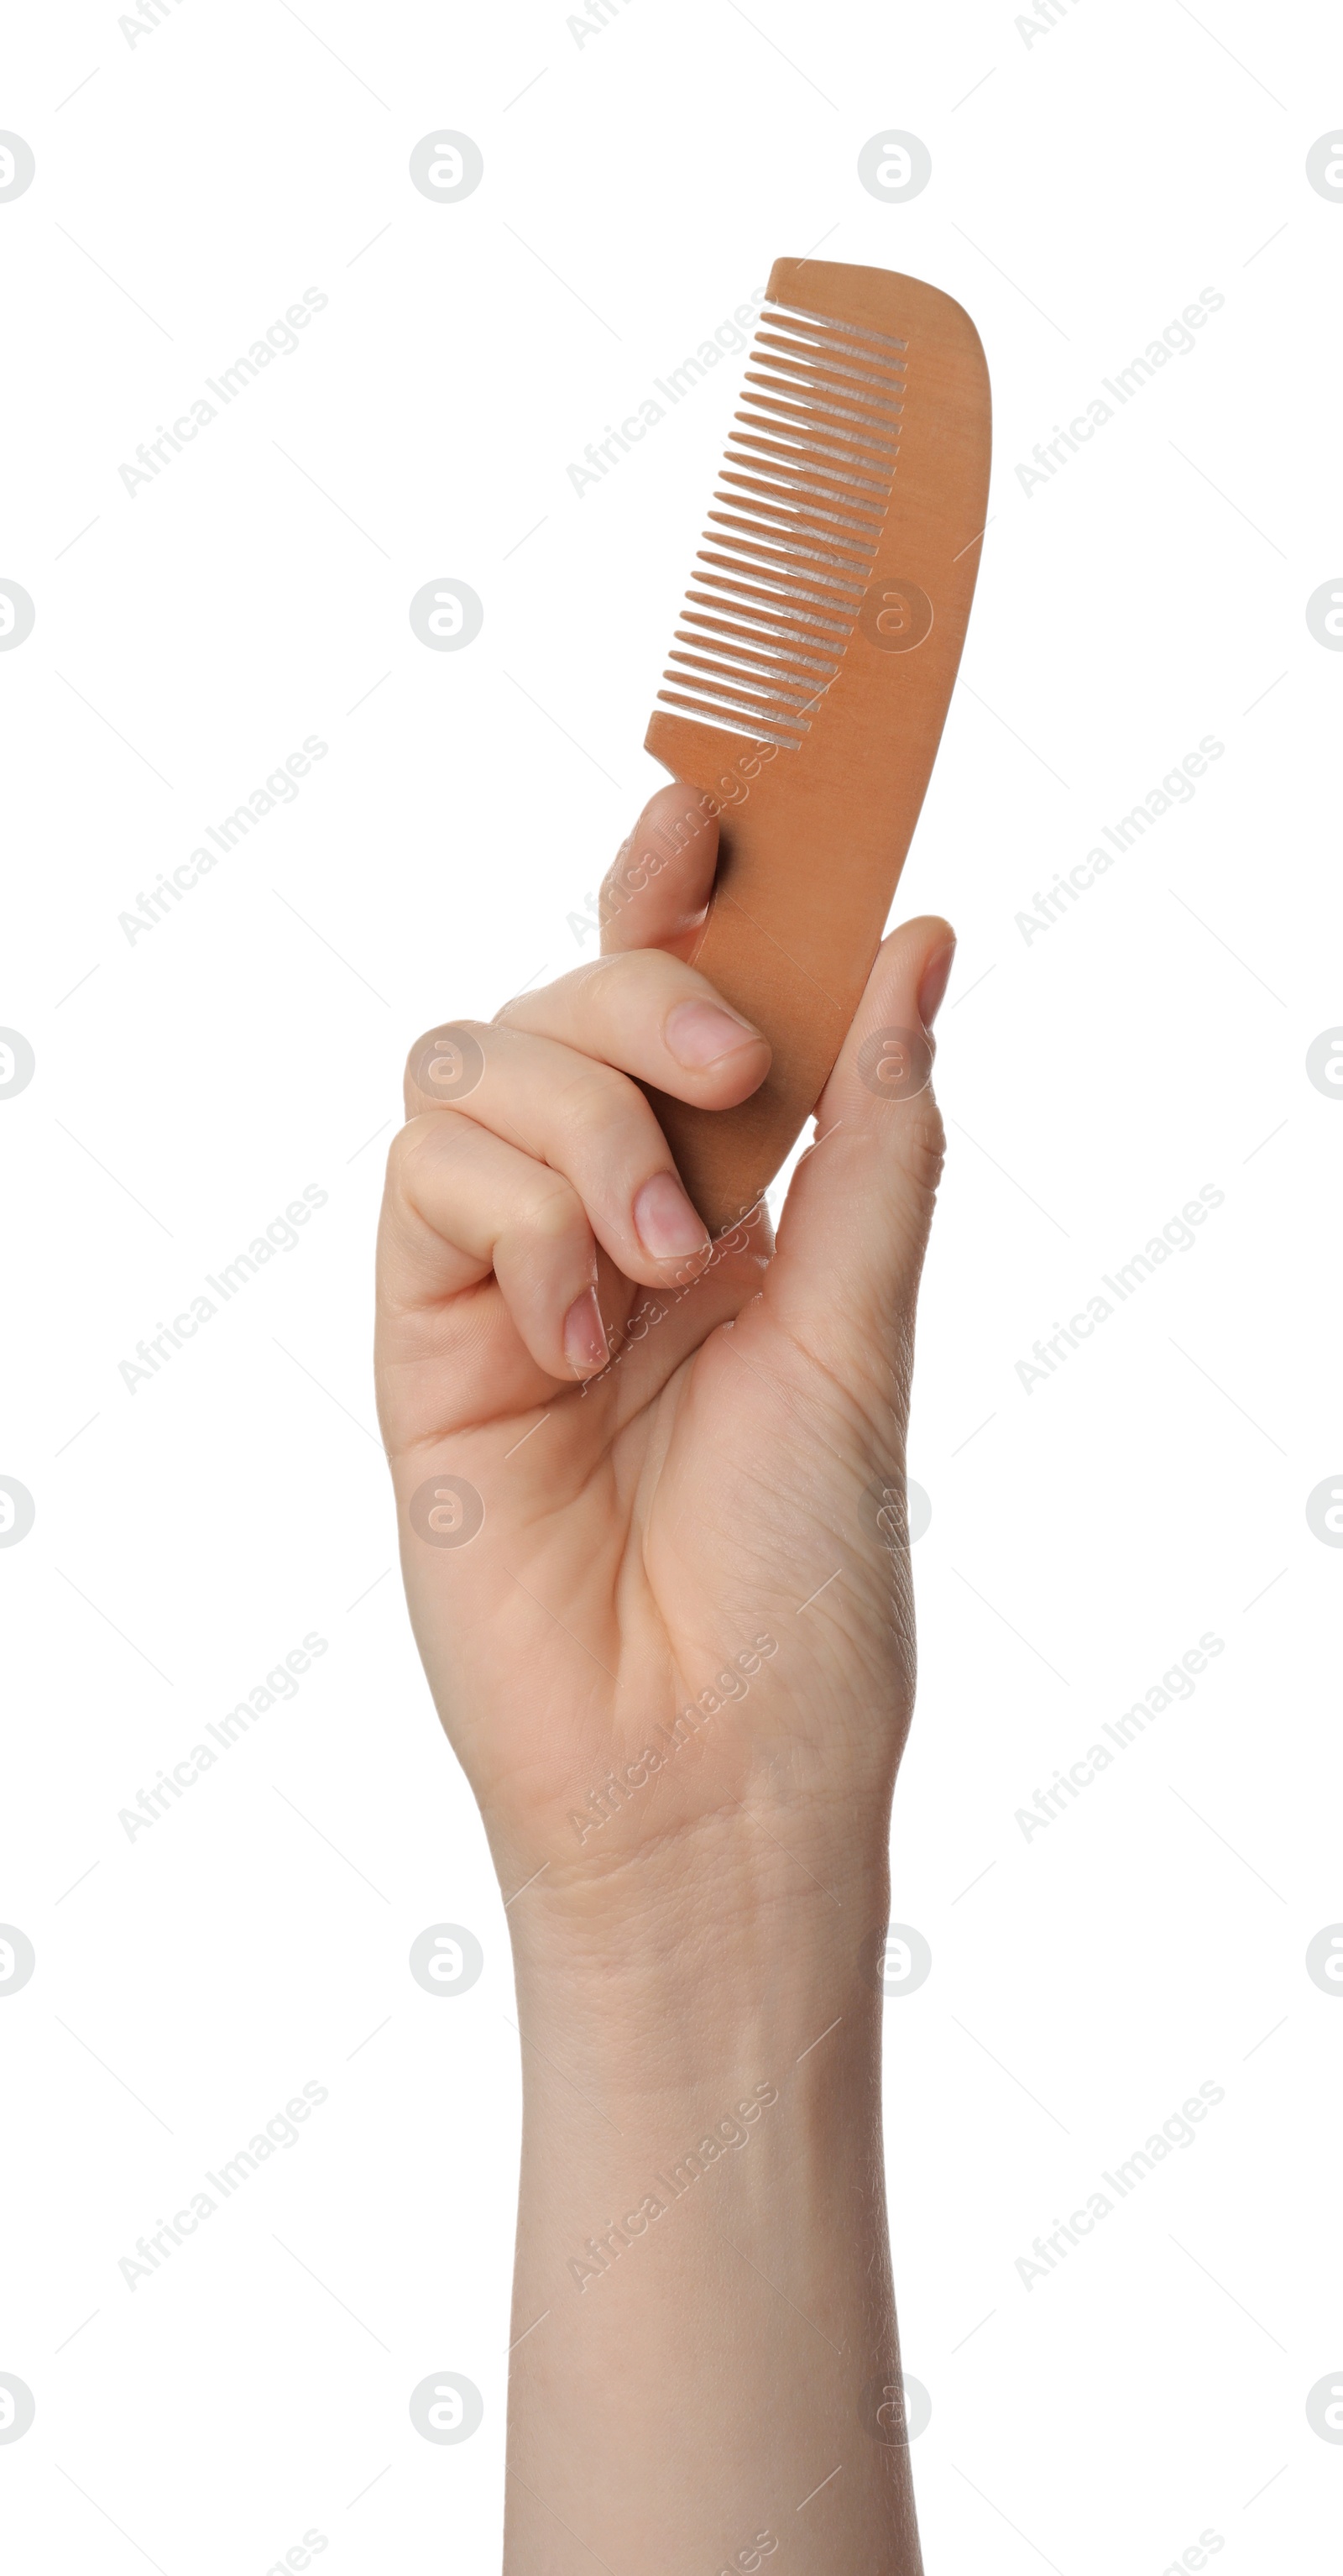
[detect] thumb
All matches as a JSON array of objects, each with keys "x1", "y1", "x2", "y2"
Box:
[{"x1": 765, "y1": 914, "x2": 955, "y2": 1367}]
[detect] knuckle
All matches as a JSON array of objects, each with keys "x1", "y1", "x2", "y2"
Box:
[
  {"x1": 388, "y1": 1110, "x2": 435, "y2": 1166},
  {"x1": 568, "y1": 951, "x2": 634, "y2": 999},
  {"x1": 554, "y1": 1060, "x2": 643, "y2": 1152},
  {"x1": 386, "y1": 1110, "x2": 458, "y2": 1189},
  {"x1": 403, "y1": 1018, "x2": 486, "y2": 1096},
  {"x1": 897, "y1": 1092, "x2": 947, "y2": 1199},
  {"x1": 490, "y1": 987, "x2": 537, "y2": 1027},
  {"x1": 520, "y1": 1169, "x2": 585, "y2": 1247}
]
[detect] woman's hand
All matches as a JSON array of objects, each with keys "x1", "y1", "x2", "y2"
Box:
[
  {"x1": 375, "y1": 778, "x2": 953, "y2": 1919},
  {"x1": 374, "y1": 778, "x2": 954, "y2": 2575}
]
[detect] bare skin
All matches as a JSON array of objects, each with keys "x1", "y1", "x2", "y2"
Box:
[{"x1": 375, "y1": 778, "x2": 954, "y2": 2573}]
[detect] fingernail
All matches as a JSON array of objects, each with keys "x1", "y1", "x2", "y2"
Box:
[
  {"x1": 917, "y1": 939, "x2": 957, "y2": 1029},
  {"x1": 664, "y1": 998, "x2": 765, "y2": 1070},
  {"x1": 563, "y1": 1286, "x2": 608, "y2": 1376},
  {"x1": 633, "y1": 1170, "x2": 710, "y2": 1262}
]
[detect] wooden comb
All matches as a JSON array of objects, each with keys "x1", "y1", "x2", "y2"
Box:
[{"x1": 641, "y1": 254, "x2": 991, "y2": 1236}]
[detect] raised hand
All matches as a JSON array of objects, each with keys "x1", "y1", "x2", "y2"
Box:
[{"x1": 375, "y1": 778, "x2": 954, "y2": 2573}]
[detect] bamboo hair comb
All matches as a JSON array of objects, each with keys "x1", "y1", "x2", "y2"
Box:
[{"x1": 642, "y1": 254, "x2": 991, "y2": 1236}]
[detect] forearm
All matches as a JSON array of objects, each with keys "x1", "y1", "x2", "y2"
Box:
[{"x1": 503, "y1": 1832, "x2": 924, "y2": 2574}]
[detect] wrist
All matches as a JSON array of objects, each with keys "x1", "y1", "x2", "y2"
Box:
[{"x1": 506, "y1": 1819, "x2": 892, "y2": 2107}]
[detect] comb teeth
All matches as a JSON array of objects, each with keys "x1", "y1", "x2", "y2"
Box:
[{"x1": 656, "y1": 296, "x2": 906, "y2": 746}]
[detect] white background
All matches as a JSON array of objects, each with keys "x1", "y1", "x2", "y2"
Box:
[{"x1": 2, "y1": 3, "x2": 1341, "y2": 2570}]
